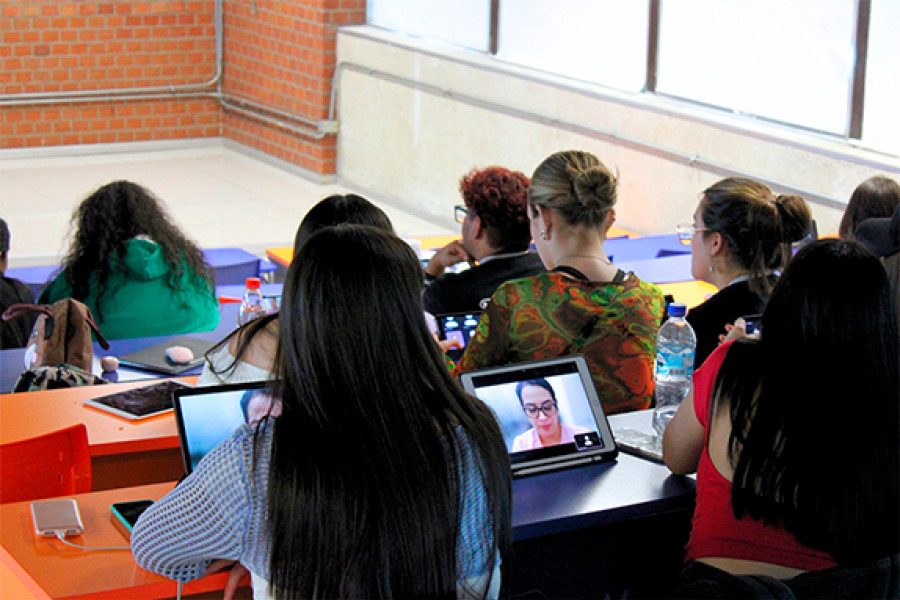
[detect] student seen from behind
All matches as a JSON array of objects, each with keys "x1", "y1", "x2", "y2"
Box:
[
  {"x1": 38, "y1": 181, "x2": 219, "y2": 340},
  {"x1": 198, "y1": 193, "x2": 394, "y2": 385},
  {"x1": 663, "y1": 239, "x2": 898, "y2": 596},
  {"x1": 424, "y1": 166, "x2": 544, "y2": 315},
  {"x1": 132, "y1": 225, "x2": 512, "y2": 599},
  {"x1": 457, "y1": 150, "x2": 665, "y2": 415},
  {"x1": 0, "y1": 218, "x2": 37, "y2": 349}
]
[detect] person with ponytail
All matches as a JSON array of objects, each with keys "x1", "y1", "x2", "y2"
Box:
[
  {"x1": 132, "y1": 225, "x2": 512, "y2": 599},
  {"x1": 679, "y1": 177, "x2": 811, "y2": 365},
  {"x1": 457, "y1": 150, "x2": 665, "y2": 415}
]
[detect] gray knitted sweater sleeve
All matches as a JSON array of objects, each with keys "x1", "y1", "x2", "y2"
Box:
[
  {"x1": 131, "y1": 420, "x2": 494, "y2": 589},
  {"x1": 131, "y1": 422, "x2": 272, "y2": 582}
]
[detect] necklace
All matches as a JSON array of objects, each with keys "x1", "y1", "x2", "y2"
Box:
[{"x1": 557, "y1": 253, "x2": 612, "y2": 266}]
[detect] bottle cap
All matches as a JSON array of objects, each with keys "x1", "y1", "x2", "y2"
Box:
[
  {"x1": 245, "y1": 277, "x2": 261, "y2": 290},
  {"x1": 668, "y1": 302, "x2": 687, "y2": 317}
]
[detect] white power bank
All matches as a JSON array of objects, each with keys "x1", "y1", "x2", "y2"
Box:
[{"x1": 31, "y1": 499, "x2": 85, "y2": 537}]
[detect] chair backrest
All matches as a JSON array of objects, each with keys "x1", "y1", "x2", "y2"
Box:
[{"x1": 0, "y1": 424, "x2": 91, "y2": 503}]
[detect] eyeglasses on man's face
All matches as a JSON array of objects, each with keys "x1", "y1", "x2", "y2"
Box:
[
  {"x1": 523, "y1": 401, "x2": 558, "y2": 418},
  {"x1": 676, "y1": 222, "x2": 710, "y2": 245},
  {"x1": 454, "y1": 205, "x2": 472, "y2": 225}
]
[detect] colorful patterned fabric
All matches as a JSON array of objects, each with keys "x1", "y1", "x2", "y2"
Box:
[{"x1": 456, "y1": 271, "x2": 664, "y2": 415}]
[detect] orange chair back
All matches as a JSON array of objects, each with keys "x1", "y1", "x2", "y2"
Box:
[{"x1": 0, "y1": 424, "x2": 92, "y2": 503}]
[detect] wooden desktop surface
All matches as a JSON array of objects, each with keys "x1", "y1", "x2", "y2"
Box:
[{"x1": 0, "y1": 482, "x2": 247, "y2": 600}]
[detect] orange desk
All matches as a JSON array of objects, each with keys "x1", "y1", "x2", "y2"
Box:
[
  {"x1": 657, "y1": 280, "x2": 717, "y2": 309},
  {"x1": 266, "y1": 233, "x2": 465, "y2": 269},
  {"x1": 0, "y1": 483, "x2": 248, "y2": 600},
  {"x1": 0, "y1": 380, "x2": 195, "y2": 491}
]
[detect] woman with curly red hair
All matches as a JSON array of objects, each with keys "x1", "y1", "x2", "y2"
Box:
[{"x1": 424, "y1": 166, "x2": 545, "y2": 315}]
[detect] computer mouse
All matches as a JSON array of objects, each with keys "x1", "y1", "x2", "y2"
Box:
[
  {"x1": 165, "y1": 345, "x2": 194, "y2": 365},
  {"x1": 100, "y1": 356, "x2": 119, "y2": 372}
]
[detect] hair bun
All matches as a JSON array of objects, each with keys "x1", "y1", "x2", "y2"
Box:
[
  {"x1": 573, "y1": 165, "x2": 617, "y2": 210},
  {"x1": 775, "y1": 194, "x2": 812, "y2": 243}
]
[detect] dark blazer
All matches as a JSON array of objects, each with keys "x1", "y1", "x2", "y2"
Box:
[
  {"x1": 424, "y1": 251, "x2": 545, "y2": 315},
  {"x1": 687, "y1": 278, "x2": 771, "y2": 367}
]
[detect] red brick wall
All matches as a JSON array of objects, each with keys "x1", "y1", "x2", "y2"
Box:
[
  {"x1": 0, "y1": 0, "x2": 365, "y2": 176},
  {"x1": 1, "y1": 1, "x2": 221, "y2": 148},
  {"x1": 222, "y1": 0, "x2": 365, "y2": 174}
]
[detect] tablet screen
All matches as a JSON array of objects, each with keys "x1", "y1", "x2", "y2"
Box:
[{"x1": 84, "y1": 380, "x2": 191, "y2": 420}]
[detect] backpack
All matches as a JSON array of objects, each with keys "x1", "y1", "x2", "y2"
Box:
[
  {"x1": 2, "y1": 299, "x2": 109, "y2": 372},
  {"x1": 12, "y1": 363, "x2": 108, "y2": 393}
]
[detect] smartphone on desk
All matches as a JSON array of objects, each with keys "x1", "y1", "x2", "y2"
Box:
[{"x1": 111, "y1": 500, "x2": 154, "y2": 533}]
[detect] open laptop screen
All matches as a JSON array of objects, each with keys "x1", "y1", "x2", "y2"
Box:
[
  {"x1": 173, "y1": 381, "x2": 273, "y2": 475},
  {"x1": 459, "y1": 356, "x2": 617, "y2": 476}
]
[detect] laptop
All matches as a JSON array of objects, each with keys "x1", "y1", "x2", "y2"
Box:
[
  {"x1": 172, "y1": 380, "x2": 273, "y2": 475},
  {"x1": 435, "y1": 312, "x2": 482, "y2": 362},
  {"x1": 459, "y1": 355, "x2": 618, "y2": 477}
]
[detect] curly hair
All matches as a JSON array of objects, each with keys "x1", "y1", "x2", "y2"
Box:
[
  {"x1": 61, "y1": 180, "x2": 212, "y2": 304},
  {"x1": 460, "y1": 167, "x2": 531, "y2": 252}
]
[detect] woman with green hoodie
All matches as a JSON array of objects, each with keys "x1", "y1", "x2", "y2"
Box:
[{"x1": 39, "y1": 180, "x2": 219, "y2": 340}]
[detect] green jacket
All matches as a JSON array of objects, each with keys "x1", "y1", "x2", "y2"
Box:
[{"x1": 39, "y1": 238, "x2": 220, "y2": 340}]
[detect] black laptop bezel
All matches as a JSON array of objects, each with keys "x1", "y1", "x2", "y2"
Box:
[{"x1": 172, "y1": 380, "x2": 271, "y2": 475}]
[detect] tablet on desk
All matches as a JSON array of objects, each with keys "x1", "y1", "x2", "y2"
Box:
[{"x1": 84, "y1": 380, "x2": 192, "y2": 420}]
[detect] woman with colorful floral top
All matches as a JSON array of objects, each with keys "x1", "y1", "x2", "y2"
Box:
[{"x1": 457, "y1": 150, "x2": 664, "y2": 415}]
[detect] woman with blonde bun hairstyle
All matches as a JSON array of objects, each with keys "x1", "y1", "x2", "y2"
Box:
[
  {"x1": 457, "y1": 150, "x2": 665, "y2": 415},
  {"x1": 681, "y1": 177, "x2": 811, "y2": 365}
]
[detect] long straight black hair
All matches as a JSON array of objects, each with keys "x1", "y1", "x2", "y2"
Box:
[
  {"x1": 712, "y1": 239, "x2": 899, "y2": 566},
  {"x1": 204, "y1": 194, "x2": 394, "y2": 379},
  {"x1": 266, "y1": 225, "x2": 511, "y2": 598}
]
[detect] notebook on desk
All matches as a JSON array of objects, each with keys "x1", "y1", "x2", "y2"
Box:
[{"x1": 459, "y1": 356, "x2": 618, "y2": 477}]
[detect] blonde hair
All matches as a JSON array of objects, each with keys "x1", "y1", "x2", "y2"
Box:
[{"x1": 529, "y1": 150, "x2": 617, "y2": 228}]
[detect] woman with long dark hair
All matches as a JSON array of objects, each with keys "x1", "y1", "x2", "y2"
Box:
[
  {"x1": 198, "y1": 193, "x2": 394, "y2": 385},
  {"x1": 663, "y1": 239, "x2": 899, "y2": 592},
  {"x1": 133, "y1": 225, "x2": 512, "y2": 599},
  {"x1": 38, "y1": 180, "x2": 218, "y2": 339}
]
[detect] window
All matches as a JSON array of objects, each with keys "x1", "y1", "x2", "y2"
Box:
[
  {"x1": 367, "y1": 0, "x2": 491, "y2": 53},
  {"x1": 495, "y1": 0, "x2": 649, "y2": 93},
  {"x1": 861, "y1": 0, "x2": 900, "y2": 156},
  {"x1": 656, "y1": 0, "x2": 856, "y2": 135}
]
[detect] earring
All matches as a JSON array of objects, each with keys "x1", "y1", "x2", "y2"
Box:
[
  {"x1": 540, "y1": 231, "x2": 550, "y2": 241},
  {"x1": 708, "y1": 265, "x2": 714, "y2": 274}
]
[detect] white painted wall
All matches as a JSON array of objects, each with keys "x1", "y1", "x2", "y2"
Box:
[{"x1": 336, "y1": 26, "x2": 900, "y2": 237}]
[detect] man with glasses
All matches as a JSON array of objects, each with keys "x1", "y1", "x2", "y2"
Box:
[{"x1": 424, "y1": 167, "x2": 544, "y2": 315}]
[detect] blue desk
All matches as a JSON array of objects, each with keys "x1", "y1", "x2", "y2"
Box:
[
  {"x1": 0, "y1": 284, "x2": 286, "y2": 392},
  {"x1": 3, "y1": 264, "x2": 57, "y2": 299},
  {"x1": 605, "y1": 233, "x2": 690, "y2": 263},
  {"x1": 5, "y1": 248, "x2": 277, "y2": 299},
  {"x1": 618, "y1": 253, "x2": 694, "y2": 285},
  {"x1": 510, "y1": 409, "x2": 695, "y2": 595}
]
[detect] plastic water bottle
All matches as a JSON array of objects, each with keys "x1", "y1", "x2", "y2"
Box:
[
  {"x1": 237, "y1": 277, "x2": 266, "y2": 326},
  {"x1": 652, "y1": 303, "x2": 696, "y2": 438}
]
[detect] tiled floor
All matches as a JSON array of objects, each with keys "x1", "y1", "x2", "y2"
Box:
[{"x1": 0, "y1": 142, "x2": 455, "y2": 268}]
